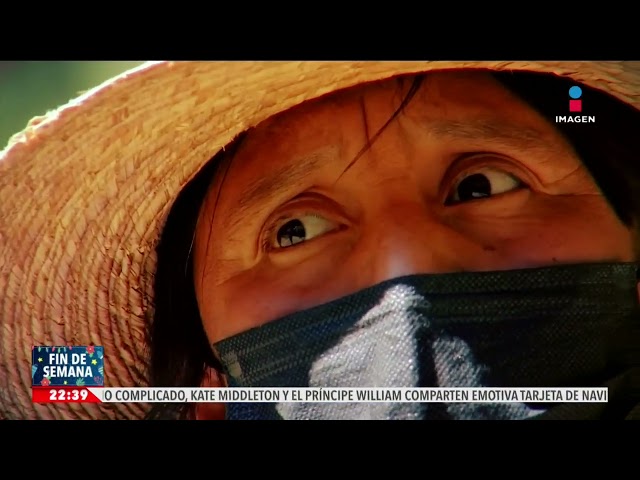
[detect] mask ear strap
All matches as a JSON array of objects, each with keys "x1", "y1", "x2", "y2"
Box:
[{"x1": 204, "y1": 343, "x2": 226, "y2": 373}]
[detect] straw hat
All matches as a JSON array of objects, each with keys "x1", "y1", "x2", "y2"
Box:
[{"x1": 1, "y1": 61, "x2": 639, "y2": 420}]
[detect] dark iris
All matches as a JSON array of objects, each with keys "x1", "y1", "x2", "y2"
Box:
[
  {"x1": 277, "y1": 219, "x2": 306, "y2": 247},
  {"x1": 456, "y1": 173, "x2": 492, "y2": 202}
]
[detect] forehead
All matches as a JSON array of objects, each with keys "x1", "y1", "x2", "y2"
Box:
[
  {"x1": 261, "y1": 70, "x2": 536, "y2": 120},
  {"x1": 228, "y1": 70, "x2": 561, "y2": 167}
]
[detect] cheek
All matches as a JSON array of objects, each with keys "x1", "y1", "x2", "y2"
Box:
[
  {"x1": 201, "y1": 249, "x2": 357, "y2": 342},
  {"x1": 459, "y1": 193, "x2": 636, "y2": 269}
]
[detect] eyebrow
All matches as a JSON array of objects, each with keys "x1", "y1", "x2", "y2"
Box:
[
  {"x1": 225, "y1": 118, "x2": 565, "y2": 229},
  {"x1": 425, "y1": 118, "x2": 558, "y2": 154},
  {"x1": 222, "y1": 150, "x2": 327, "y2": 231}
]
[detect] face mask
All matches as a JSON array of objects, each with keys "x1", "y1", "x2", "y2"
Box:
[{"x1": 213, "y1": 263, "x2": 640, "y2": 420}]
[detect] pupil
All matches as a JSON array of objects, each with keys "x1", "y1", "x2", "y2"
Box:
[
  {"x1": 277, "y1": 219, "x2": 306, "y2": 247},
  {"x1": 458, "y1": 173, "x2": 491, "y2": 201}
]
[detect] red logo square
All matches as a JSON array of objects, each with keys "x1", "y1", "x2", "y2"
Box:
[{"x1": 569, "y1": 99, "x2": 582, "y2": 112}]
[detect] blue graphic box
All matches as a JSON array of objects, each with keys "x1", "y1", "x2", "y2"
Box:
[{"x1": 32, "y1": 346, "x2": 104, "y2": 387}]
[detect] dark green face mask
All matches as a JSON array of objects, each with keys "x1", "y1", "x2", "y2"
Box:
[{"x1": 213, "y1": 263, "x2": 640, "y2": 420}]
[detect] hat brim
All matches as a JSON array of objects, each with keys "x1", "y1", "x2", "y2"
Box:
[{"x1": 1, "y1": 61, "x2": 638, "y2": 419}]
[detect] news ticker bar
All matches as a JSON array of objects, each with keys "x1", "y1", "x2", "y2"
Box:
[{"x1": 32, "y1": 387, "x2": 609, "y2": 404}]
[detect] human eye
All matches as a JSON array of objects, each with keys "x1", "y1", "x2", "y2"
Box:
[
  {"x1": 445, "y1": 165, "x2": 526, "y2": 206},
  {"x1": 265, "y1": 213, "x2": 340, "y2": 250}
]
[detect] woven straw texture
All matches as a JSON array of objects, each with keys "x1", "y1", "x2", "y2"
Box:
[{"x1": 1, "y1": 61, "x2": 638, "y2": 420}]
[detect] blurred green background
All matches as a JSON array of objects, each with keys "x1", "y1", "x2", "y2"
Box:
[{"x1": 0, "y1": 61, "x2": 144, "y2": 147}]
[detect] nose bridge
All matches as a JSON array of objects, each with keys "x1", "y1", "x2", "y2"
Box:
[{"x1": 360, "y1": 197, "x2": 460, "y2": 283}]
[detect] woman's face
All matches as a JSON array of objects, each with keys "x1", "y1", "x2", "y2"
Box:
[{"x1": 193, "y1": 71, "x2": 636, "y2": 343}]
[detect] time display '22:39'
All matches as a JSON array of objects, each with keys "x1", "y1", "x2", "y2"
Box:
[{"x1": 49, "y1": 389, "x2": 89, "y2": 401}]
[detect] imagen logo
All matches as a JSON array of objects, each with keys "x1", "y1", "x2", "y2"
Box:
[
  {"x1": 569, "y1": 86, "x2": 582, "y2": 112},
  {"x1": 556, "y1": 85, "x2": 595, "y2": 123}
]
